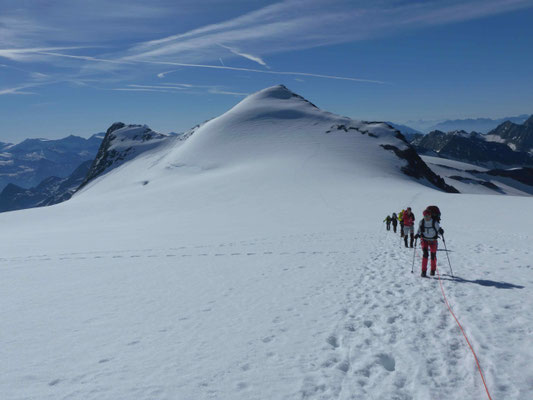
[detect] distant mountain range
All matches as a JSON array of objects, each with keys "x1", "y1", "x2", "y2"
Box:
[
  {"x1": 404, "y1": 114, "x2": 530, "y2": 134},
  {"x1": 0, "y1": 160, "x2": 92, "y2": 213},
  {"x1": 1, "y1": 90, "x2": 531, "y2": 213},
  {"x1": 0, "y1": 124, "x2": 188, "y2": 212},
  {"x1": 0, "y1": 134, "x2": 104, "y2": 191},
  {"x1": 411, "y1": 130, "x2": 533, "y2": 168},
  {"x1": 408, "y1": 116, "x2": 533, "y2": 168},
  {"x1": 485, "y1": 115, "x2": 533, "y2": 154}
]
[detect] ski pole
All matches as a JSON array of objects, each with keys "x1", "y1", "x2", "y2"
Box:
[
  {"x1": 441, "y1": 235, "x2": 454, "y2": 277},
  {"x1": 411, "y1": 238, "x2": 418, "y2": 273}
]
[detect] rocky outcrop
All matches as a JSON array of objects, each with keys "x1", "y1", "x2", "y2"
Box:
[
  {"x1": 485, "y1": 115, "x2": 533, "y2": 154},
  {"x1": 380, "y1": 144, "x2": 459, "y2": 193},
  {"x1": 468, "y1": 167, "x2": 533, "y2": 187},
  {"x1": 78, "y1": 123, "x2": 172, "y2": 190},
  {"x1": 324, "y1": 120, "x2": 459, "y2": 193},
  {"x1": 411, "y1": 130, "x2": 533, "y2": 168}
]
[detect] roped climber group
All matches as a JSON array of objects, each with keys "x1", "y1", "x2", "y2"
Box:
[{"x1": 383, "y1": 206, "x2": 444, "y2": 277}]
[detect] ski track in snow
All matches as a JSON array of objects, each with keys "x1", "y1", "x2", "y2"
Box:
[
  {"x1": 0, "y1": 235, "x2": 354, "y2": 265},
  {"x1": 298, "y1": 231, "x2": 470, "y2": 400},
  {"x1": 297, "y1": 230, "x2": 530, "y2": 400},
  {"x1": 1, "y1": 230, "x2": 531, "y2": 399}
]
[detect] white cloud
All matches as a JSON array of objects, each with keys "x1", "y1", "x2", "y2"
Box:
[
  {"x1": 30, "y1": 72, "x2": 49, "y2": 80},
  {"x1": 127, "y1": 84, "x2": 187, "y2": 90},
  {"x1": 123, "y1": 0, "x2": 533, "y2": 66},
  {"x1": 0, "y1": 1, "x2": 193, "y2": 47},
  {"x1": 0, "y1": 83, "x2": 40, "y2": 95},
  {"x1": 157, "y1": 70, "x2": 178, "y2": 78},
  {"x1": 110, "y1": 83, "x2": 248, "y2": 96},
  {"x1": 145, "y1": 60, "x2": 385, "y2": 83},
  {"x1": 159, "y1": 83, "x2": 195, "y2": 88},
  {"x1": 24, "y1": 50, "x2": 385, "y2": 83},
  {"x1": 208, "y1": 88, "x2": 249, "y2": 96},
  {"x1": 33, "y1": 51, "x2": 129, "y2": 64},
  {"x1": 218, "y1": 44, "x2": 268, "y2": 67},
  {"x1": 0, "y1": 47, "x2": 87, "y2": 62},
  {"x1": 112, "y1": 88, "x2": 174, "y2": 93},
  {"x1": 3, "y1": 0, "x2": 533, "y2": 94}
]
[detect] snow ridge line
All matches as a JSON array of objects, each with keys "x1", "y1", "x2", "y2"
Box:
[{"x1": 435, "y1": 266, "x2": 493, "y2": 400}]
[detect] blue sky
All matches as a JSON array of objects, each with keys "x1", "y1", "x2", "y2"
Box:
[{"x1": 1, "y1": 0, "x2": 533, "y2": 142}]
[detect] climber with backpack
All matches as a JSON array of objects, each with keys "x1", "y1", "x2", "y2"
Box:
[
  {"x1": 415, "y1": 206, "x2": 444, "y2": 277},
  {"x1": 391, "y1": 213, "x2": 398, "y2": 233},
  {"x1": 383, "y1": 215, "x2": 392, "y2": 231},
  {"x1": 398, "y1": 209, "x2": 405, "y2": 237},
  {"x1": 402, "y1": 207, "x2": 415, "y2": 248}
]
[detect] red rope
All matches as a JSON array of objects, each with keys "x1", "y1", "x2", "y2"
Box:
[{"x1": 435, "y1": 266, "x2": 493, "y2": 400}]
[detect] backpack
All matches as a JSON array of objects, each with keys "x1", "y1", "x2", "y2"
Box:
[
  {"x1": 419, "y1": 205, "x2": 441, "y2": 239},
  {"x1": 425, "y1": 205, "x2": 441, "y2": 223},
  {"x1": 419, "y1": 218, "x2": 438, "y2": 239}
]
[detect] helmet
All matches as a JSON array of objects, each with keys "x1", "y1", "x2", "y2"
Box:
[{"x1": 423, "y1": 209, "x2": 431, "y2": 216}]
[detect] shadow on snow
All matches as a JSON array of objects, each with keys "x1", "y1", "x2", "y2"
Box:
[{"x1": 440, "y1": 274, "x2": 525, "y2": 289}]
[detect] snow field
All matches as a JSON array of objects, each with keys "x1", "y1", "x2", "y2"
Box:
[
  {"x1": 1, "y1": 86, "x2": 532, "y2": 399},
  {"x1": 2, "y1": 217, "x2": 531, "y2": 399}
]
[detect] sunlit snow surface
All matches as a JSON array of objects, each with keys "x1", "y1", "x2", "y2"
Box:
[
  {"x1": 1, "y1": 86, "x2": 532, "y2": 399},
  {"x1": 421, "y1": 155, "x2": 533, "y2": 196}
]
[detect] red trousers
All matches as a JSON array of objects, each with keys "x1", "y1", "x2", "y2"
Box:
[{"x1": 421, "y1": 238, "x2": 437, "y2": 272}]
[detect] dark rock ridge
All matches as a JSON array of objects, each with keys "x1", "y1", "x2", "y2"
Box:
[
  {"x1": 468, "y1": 167, "x2": 533, "y2": 187},
  {"x1": 421, "y1": 155, "x2": 533, "y2": 195},
  {"x1": 380, "y1": 144, "x2": 459, "y2": 193},
  {"x1": 486, "y1": 115, "x2": 533, "y2": 154},
  {"x1": 411, "y1": 130, "x2": 533, "y2": 168},
  {"x1": 260, "y1": 84, "x2": 319, "y2": 109},
  {"x1": 326, "y1": 124, "x2": 378, "y2": 137},
  {"x1": 326, "y1": 123, "x2": 459, "y2": 193},
  {"x1": 378, "y1": 126, "x2": 459, "y2": 193},
  {"x1": 448, "y1": 175, "x2": 503, "y2": 193},
  {"x1": 0, "y1": 160, "x2": 92, "y2": 213},
  {"x1": 77, "y1": 123, "x2": 172, "y2": 190}
]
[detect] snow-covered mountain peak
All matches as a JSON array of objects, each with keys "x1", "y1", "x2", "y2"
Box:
[
  {"x1": 447, "y1": 130, "x2": 484, "y2": 139},
  {"x1": 76, "y1": 86, "x2": 457, "y2": 196},
  {"x1": 251, "y1": 84, "x2": 297, "y2": 100},
  {"x1": 223, "y1": 84, "x2": 322, "y2": 123},
  {"x1": 244, "y1": 84, "x2": 318, "y2": 106},
  {"x1": 84, "y1": 85, "x2": 451, "y2": 195},
  {"x1": 173, "y1": 85, "x2": 410, "y2": 156},
  {"x1": 104, "y1": 122, "x2": 170, "y2": 145},
  {"x1": 78, "y1": 123, "x2": 173, "y2": 189}
]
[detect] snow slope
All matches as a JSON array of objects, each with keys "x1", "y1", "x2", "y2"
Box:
[
  {"x1": 422, "y1": 155, "x2": 533, "y2": 196},
  {"x1": 1, "y1": 86, "x2": 532, "y2": 400}
]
